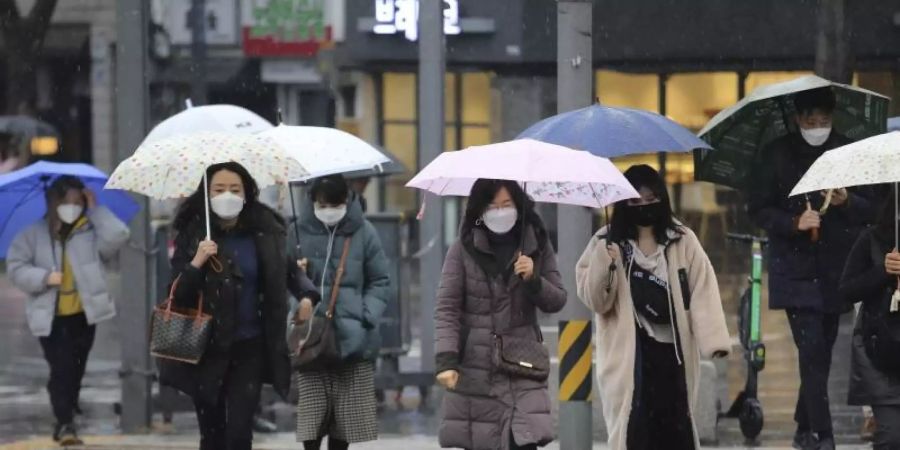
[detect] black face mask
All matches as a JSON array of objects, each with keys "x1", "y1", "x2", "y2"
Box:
[{"x1": 627, "y1": 202, "x2": 666, "y2": 227}]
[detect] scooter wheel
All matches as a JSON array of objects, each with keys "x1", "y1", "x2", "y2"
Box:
[{"x1": 739, "y1": 398, "x2": 764, "y2": 440}]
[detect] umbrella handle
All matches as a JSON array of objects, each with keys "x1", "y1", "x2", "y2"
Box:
[
  {"x1": 805, "y1": 198, "x2": 819, "y2": 243},
  {"x1": 204, "y1": 170, "x2": 211, "y2": 240}
]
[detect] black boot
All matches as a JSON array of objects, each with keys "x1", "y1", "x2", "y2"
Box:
[{"x1": 792, "y1": 430, "x2": 817, "y2": 450}]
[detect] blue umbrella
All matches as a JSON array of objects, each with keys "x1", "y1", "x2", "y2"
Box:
[
  {"x1": 516, "y1": 104, "x2": 711, "y2": 157},
  {"x1": 0, "y1": 161, "x2": 139, "y2": 258}
]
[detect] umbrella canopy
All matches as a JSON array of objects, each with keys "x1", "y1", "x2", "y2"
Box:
[
  {"x1": 142, "y1": 104, "x2": 273, "y2": 145},
  {"x1": 106, "y1": 131, "x2": 307, "y2": 199},
  {"x1": 0, "y1": 161, "x2": 139, "y2": 258},
  {"x1": 790, "y1": 131, "x2": 900, "y2": 197},
  {"x1": 889, "y1": 117, "x2": 900, "y2": 132},
  {"x1": 516, "y1": 104, "x2": 711, "y2": 158},
  {"x1": 260, "y1": 125, "x2": 390, "y2": 181},
  {"x1": 696, "y1": 75, "x2": 890, "y2": 189},
  {"x1": 406, "y1": 139, "x2": 638, "y2": 208},
  {"x1": 107, "y1": 131, "x2": 307, "y2": 239},
  {"x1": 342, "y1": 145, "x2": 407, "y2": 179},
  {"x1": 791, "y1": 131, "x2": 900, "y2": 251},
  {"x1": 0, "y1": 115, "x2": 57, "y2": 138}
]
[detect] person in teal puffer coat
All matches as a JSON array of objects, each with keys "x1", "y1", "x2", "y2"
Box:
[{"x1": 291, "y1": 174, "x2": 390, "y2": 450}]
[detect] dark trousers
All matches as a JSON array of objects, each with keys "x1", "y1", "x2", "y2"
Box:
[
  {"x1": 38, "y1": 313, "x2": 96, "y2": 426},
  {"x1": 193, "y1": 337, "x2": 264, "y2": 450},
  {"x1": 786, "y1": 309, "x2": 840, "y2": 435},
  {"x1": 872, "y1": 405, "x2": 900, "y2": 450},
  {"x1": 627, "y1": 328, "x2": 695, "y2": 450}
]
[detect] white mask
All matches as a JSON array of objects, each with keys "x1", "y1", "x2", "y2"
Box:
[
  {"x1": 314, "y1": 205, "x2": 347, "y2": 227},
  {"x1": 56, "y1": 204, "x2": 83, "y2": 225},
  {"x1": 209, "y1": 192, "x2": 244, "y2": 220},
  {"x1": 482, "y1": 207, "x2": 518, "y2": 234},
  {"x1": 800, "y1": 127, "x2": 831, "y2": 147}
]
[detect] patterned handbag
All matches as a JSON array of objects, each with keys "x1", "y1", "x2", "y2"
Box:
[
  {"x1": 289, "y1": 237, "x2": 351, "y2": 372},
  {"x1": 150, "y1": 274, "x2": 212, "y2": 365},
  {"x1": 491, "y1": 330, "x2": 551, "y2": 381}
]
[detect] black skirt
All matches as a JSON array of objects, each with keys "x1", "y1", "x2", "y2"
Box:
[{"x1": 626, "y1": 326, "x2": 695, "y2": 450}]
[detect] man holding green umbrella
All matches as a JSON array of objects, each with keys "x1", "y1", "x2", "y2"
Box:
[{"x1": 747, "y1": 87, "x2": 879, "y2": 450}]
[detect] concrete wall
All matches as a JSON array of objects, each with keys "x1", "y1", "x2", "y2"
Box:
[{"x1": 40, "y1": 0, "x2": 117, "y2": 172}]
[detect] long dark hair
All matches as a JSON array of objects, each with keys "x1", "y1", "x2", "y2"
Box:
[
  {"x1": 461, "y1": 179, "x2": 547, "y2": 247},
  {"x1": 608, "y1": 164, "x2": 681, "y2": 245},
  {"x1": 173, "y1": 162, "x2": 263, "y2": 233}
]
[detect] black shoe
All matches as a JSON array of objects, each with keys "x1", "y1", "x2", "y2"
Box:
[
  {"x1": 57, "y1": 423, "x2": 83, "y2": 446},
  {"x1": 792, "y1": 430, "x2": 816, "y2": 450},
  {"x1": 252, "y1": 416, "x2": 278, "y2": 433},
  {"x1": 816, "y1": 437, "x2": 835, "y2": 450}
]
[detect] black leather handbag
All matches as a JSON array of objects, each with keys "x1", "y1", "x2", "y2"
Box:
[
  {"x1": 289, "y1": 237, "x2": 351, "y2": 372},
  {"x1": 491, "y1": 331, "x2": 551, "y2": 381}
]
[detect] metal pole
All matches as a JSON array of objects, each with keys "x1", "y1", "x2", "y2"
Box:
[
  {"x1": 190, "y1": 0, "x2": 208, "y2": 104},
  {"x1": 657, "y1": 74, "x2": 669, "y2": 182},
  {"x1": 417, "y1": 0, "x2": 445, "y2": 375},
  {"x1": 116, "y1": 0, "x2": 152, "y2": 433},
  {"x1": 556, "y1": 1, "x2": 593, "y2": 449}
]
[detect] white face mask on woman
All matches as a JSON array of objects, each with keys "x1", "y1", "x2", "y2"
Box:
[
  {"x1": 314, "y1": 204, "x2": 347, "y2": 227},
  {"x1": 482, "y1": 207, "x2": 518, "y2": 234},
  {"x1": 56, "y1": 204, "x2": 83, "y2": 225},
  {"x1": 209, "y1": 192, "x2": 245, "y2": 220}
]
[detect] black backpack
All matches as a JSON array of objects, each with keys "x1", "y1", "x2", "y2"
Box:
[{"x1": 862, "y1": 236, "x2": 900, "y2": 375}]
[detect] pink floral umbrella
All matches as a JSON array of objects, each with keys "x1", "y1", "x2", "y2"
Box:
[{"x1": 406, "y1": 139, "x2": 638, "y2": 208}]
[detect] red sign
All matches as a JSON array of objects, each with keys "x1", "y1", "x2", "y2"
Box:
[{"x1": 242, "y1": 26, "x2": 332, "y2": 57}]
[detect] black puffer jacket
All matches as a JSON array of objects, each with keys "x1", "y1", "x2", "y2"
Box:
[
  {"x1": 159, "y1": 204, "x2": 312, "y2": 403},
  {"x1": 840, "y1": 227, "x2": 900, "y2": 406},
  {"x1": 748, "y1": 132, "x2": 877, "y2": 313}
]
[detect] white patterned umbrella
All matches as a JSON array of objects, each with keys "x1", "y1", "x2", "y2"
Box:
[
  {"x1": 791, "y1": 131, "x2": 900, "y2": 250},
  {"x1": 106, "y1": 132, "x2": 308, "y2": 237},
  {"x1": 791, "y1": 131, "x2": 900, "y2": 197}
]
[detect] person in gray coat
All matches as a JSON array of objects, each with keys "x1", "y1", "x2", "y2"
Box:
[
  {"x1": 7, "y1": 175, "x2": 129, "y2": 445},
  {"x1": 840, "y1": 189, "x2": 900, "y2": 450},
  {"x1": 434, "y1": 179, "x2": 567, "y2": 450},
  {"x1": 292, "y1": 174, "x2": 391, "y2": 450}
]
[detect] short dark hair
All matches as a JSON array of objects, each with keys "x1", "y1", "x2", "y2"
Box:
[
  {"x1": 45, "y1": 175, "x2": 85, "y2": 205},
  {"x1": 309, "y1": 174, "x2": 349, "y2": 205},
  {"x1": 794, "y1": 87, "x2": 836, "y2": 116}
]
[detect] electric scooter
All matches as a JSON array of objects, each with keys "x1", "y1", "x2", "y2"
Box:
[{"x1": 724, "y1": 233, "x2": 768, "y2": 443}]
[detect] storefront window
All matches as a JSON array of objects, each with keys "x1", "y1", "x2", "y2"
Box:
[
  {"x1": 744, "y1": 71, "x2": 813, "y2": 94},
  {"x1": 380, "y1": 71, "x2": 493, "y2": 213},
  {"x1": 596, "y1": 70, "x2": 659, "y2": 112},
  {"x1": 667, "y1": 72, "x2": 738, "y2": 131}
]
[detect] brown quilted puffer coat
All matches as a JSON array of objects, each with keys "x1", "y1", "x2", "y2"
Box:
[{"x1": 434, "y1": 225, "x2": 567, "y2": 450}]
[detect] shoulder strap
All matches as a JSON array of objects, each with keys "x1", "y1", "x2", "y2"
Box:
[{"x1": 325, "y1": 237, "x2": 352, "y2": 318}]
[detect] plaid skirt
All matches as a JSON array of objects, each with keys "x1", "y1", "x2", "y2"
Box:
[{"x1": 295, "y1": 360, "x2": 378, "y2": 443}]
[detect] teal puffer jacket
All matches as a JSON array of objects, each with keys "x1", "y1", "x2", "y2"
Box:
[{"x1": 292, "y1": 194, "x2": 391, "y2": 362}]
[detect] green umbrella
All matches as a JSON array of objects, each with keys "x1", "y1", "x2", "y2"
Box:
[{"x1": 694, "y1": 75, "x2": 890, "y2": 190}]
